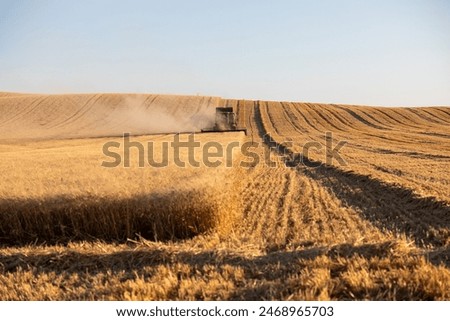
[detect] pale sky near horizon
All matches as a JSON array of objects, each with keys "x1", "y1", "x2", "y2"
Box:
[{"x1": 0, "y1": 0, "x2": 449, "y2": 106}]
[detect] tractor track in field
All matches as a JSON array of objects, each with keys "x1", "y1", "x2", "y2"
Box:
[
  {"x1": 53, "y1": 94, "x2": 104, "y2": 129},
  {"x1": 0, "y1": 95, "x2": 49, "y2": 127},
  {"x1": 333, "y1": 105, "x2": 389, "y2": 130},
  {"x1": 304, "y1": 104, "x2": 345, "y2": 132},
  {"x1": 236, "y1": 101, "x2": 390, "y2": 249},
  {"x1": 251, "y1": 100, "x2": 450, "y2": 248},
  {"x1": 410, "y1": 108, "x2": 449, "y2": 124}
]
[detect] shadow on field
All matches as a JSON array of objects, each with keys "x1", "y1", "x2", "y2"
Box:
[
  {"x1": 253, "y1": 101, "x2": 450, "y2": 248},
  {"x1": 0, "y1": 242, "x2": 416, "y2": 273},
  {"x1": 0, "y1": 190, "x2": 226, "y2": 246},
  {"x1": 302, "y1": 165, "x2": 450, "y2": 247},
  {"x1": 0, "y1": 241, "x2": 447, "y2": 300}
]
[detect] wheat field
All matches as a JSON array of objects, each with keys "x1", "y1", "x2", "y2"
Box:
[{"x1": 0, "y1": 93, "x2": 449, "y2": 300}]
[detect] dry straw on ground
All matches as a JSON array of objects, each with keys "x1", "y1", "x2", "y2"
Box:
[{"x1": 0, "y1": 93, "x2": 448, "y2": 300}]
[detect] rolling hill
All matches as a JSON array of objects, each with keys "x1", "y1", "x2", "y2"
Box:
[{"x1": 0, "y1": 93, "x2": 449, "y2": 300}]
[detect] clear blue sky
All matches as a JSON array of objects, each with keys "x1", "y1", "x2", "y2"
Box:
[{"x1": 1, "y1": 0, "x2": 449, "y2": 106}]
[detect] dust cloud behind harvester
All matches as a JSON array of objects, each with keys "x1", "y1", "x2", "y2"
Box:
[{"x1": 0, "y1": 93, "x2": 219, "y2": 140}]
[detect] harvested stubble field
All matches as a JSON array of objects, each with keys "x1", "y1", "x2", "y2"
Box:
[{"x1": 0, "y1": 93, "x2": 449, "y2": 300}]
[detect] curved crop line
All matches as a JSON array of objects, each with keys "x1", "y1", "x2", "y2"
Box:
[
  {"x1": 302, "y1": 103, "x2": 336, "y2": 132},
  {"x1": 280, "y1": 102, "x2": 308, "y2": 135},
  {"x1": 252, "y1": 100, "x2": 450, "y2": 247},
  {"x1": 49, "y1": 94, "x2": 102, "y2": 130},
  {"x1": 309, "y1": 105, "x2": 345, "y2": 132},
  {"x1": 371, "y1": 108, "x2": 420, "y2": 129},
  {"x1": 435, "y1": 107, "x2": 450, "y2": 118},
  {"x1": 419, "y1": 108, "x2": 450, "y2": 124},
  {"x1": 0, "y1": 96, "x2": 48, "y2": 127},
  {"x1": 326, "y1": 105, "x2": 364, "y2": 132},
  {"x1": 292, "y1": 103, "x2": 321, "y2": 132},
  {"x1": 358, "y1": 109, "x2": 394, "y2": 130},
  {"x1": 333, "y1": 105, "x2": 388, "y2": 130},
  {"x1": 404, "y1": 108, "x2": 443, "y2": 125}
]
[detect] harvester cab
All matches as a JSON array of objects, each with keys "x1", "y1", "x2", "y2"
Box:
[{"x1": 201, "y1": 107, "x2": 247, "y2": 135}]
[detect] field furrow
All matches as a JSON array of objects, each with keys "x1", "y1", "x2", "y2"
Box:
[{"x1": 0, "y1": 93, "x2": 449, "y2": 300}]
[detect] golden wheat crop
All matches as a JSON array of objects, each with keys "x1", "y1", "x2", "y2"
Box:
[
  {"x1": 0, "y1": 132, "x2": 244, "y2": 244},
  {"x1": 0, "y1": 93, "x2": 448, "y2": 300}
]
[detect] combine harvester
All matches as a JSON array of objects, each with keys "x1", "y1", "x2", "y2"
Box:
[{"x1": 202, "y1": 107, "x2": 247, "y2": 135}]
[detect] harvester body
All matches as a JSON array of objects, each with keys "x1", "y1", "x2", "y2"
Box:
[{"x1": 202, "y1": 107, "x2": 247, "y2": 134}]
